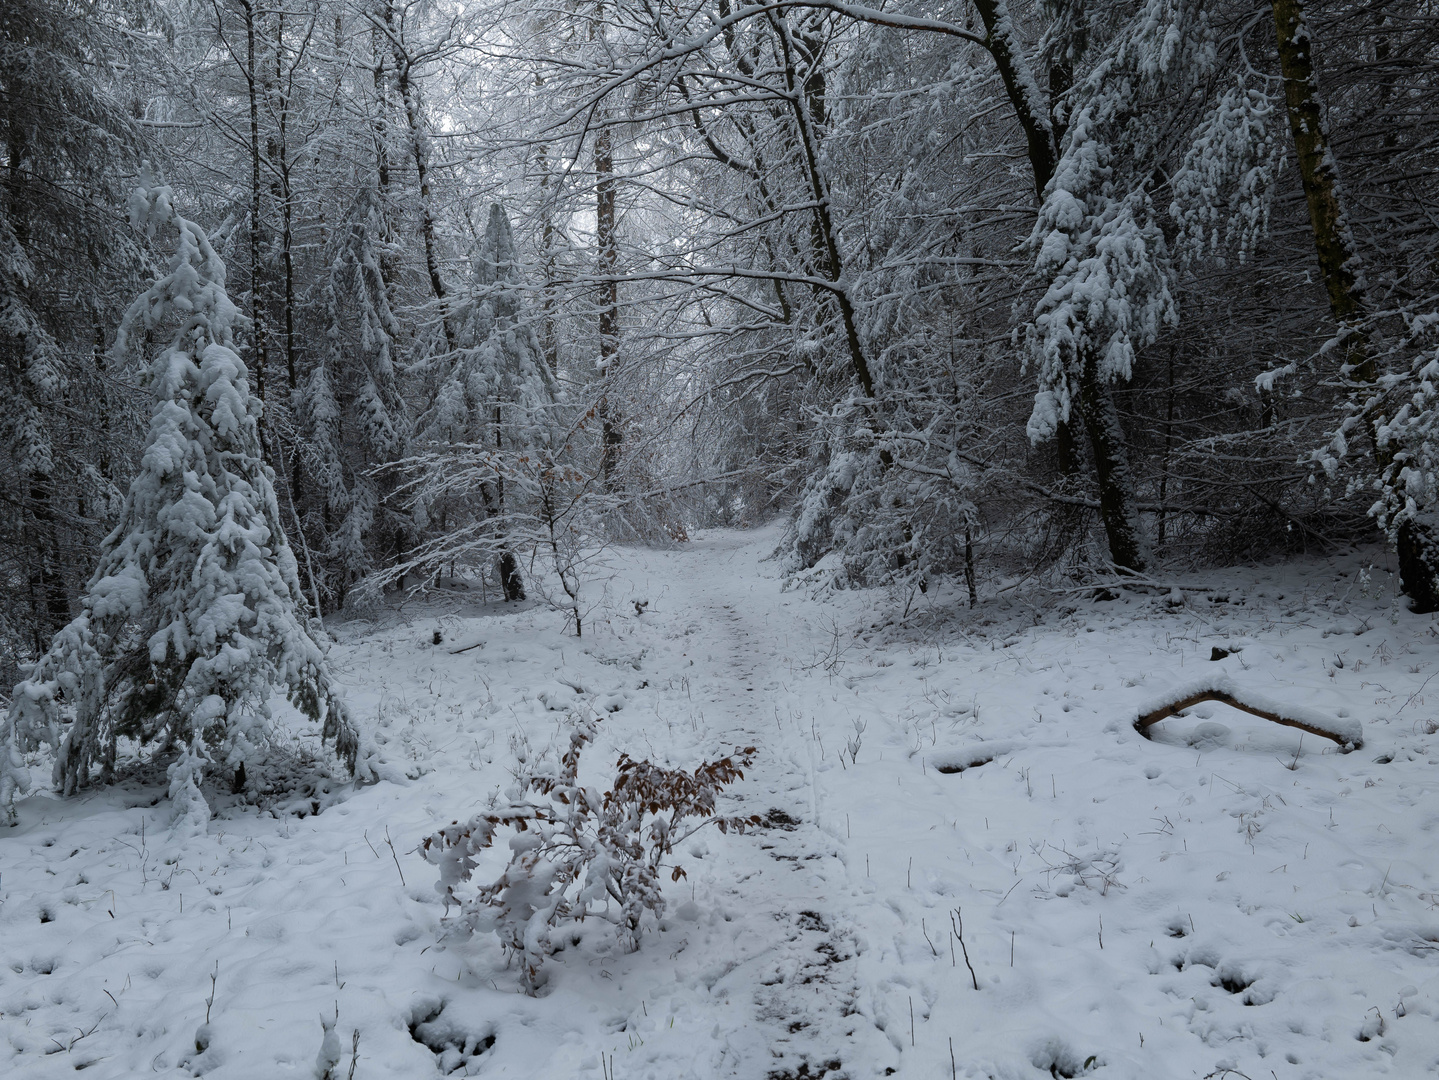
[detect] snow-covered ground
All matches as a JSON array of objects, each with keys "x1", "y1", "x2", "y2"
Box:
[{"x1": 4, "y1": 525, "x2": 1439, "y2": 1079}]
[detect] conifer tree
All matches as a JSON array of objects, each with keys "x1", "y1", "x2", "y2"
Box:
[
  {"x1": 415, "y1": 202, "x2": 558, "y2": 600},
  {"x1": 1, "y1": 167, "x2": 369, "y2": 827},
  {"x1": 295, "y1": 186, "x2": 411, "y2": 608},
  {"x1": 1, "y1": 0, "x2": 146, "y2": 667}
]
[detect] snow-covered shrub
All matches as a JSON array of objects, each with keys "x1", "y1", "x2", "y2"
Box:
[
  {"x1": 422, "y1": 714, "x2": 758, "y2": 993},
  {"x1": 784, "y1": 408, "x2": 982, "y2": 595},
  {"x1": 0, "y1": 165, "x2": 370, "y2": 827}
]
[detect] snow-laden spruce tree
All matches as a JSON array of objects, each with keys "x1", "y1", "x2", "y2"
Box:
[
  {"x1": 1022, "y1": 0, "x2": 1217, "y2": 572},
  {"x1": 0, "y1": 166, "x2": 370, "y2": 827},
  {"x1": 294, "y1": 186, "x2": 411, "y2": 610},
  {"x1": 422, "y1": 203, "x2": 557, "y2": 449},
  {"x1": 409, "y1": 202, "x2": 558, "y2": 601}
]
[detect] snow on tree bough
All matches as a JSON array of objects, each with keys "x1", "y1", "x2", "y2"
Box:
[{"x1": 1, "y1": 166, "x2": 373, "y2": 828}]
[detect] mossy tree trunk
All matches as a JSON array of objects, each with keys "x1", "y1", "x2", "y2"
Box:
[{"x1": 1271, "y1": 0, "x2": 1439, "y2": 610}]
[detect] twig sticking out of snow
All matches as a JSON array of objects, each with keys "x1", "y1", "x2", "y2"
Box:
[
  {"x1": 383, "y1": 826, "x2": 407, "y2": 887},
  {"x1": 950, "y1": 908, "x2": 979, "y2": 990}
]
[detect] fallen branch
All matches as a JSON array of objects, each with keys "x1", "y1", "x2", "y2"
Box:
[{"x1": 1134, "y1": 675, "x2": 1361, "y2": 751}]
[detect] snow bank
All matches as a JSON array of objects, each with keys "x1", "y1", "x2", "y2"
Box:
[{"x1": 927, "y1": 739, "x2": 1020, "y2": 774}]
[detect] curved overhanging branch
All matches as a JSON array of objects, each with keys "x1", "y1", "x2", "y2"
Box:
[{"x1": 548, "y1": 1, "x2": 984, "y2": 135}]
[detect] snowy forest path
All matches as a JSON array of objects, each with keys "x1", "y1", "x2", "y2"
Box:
[
  {"x1": 628, "y1": 529, "x2": 900, "y2": 1079},
  {"x1": 598, "y1": 531, "x2": 1439, "y2": 1080}
]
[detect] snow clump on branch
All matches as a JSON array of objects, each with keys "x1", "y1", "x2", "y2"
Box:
[{"x1": 0, "y1": 164, "x2": 373, "y2": 828}]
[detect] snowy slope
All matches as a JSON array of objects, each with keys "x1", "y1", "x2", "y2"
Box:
[{"x1": 4, "y1": 526, "x2": 1439, "y2": 1079}]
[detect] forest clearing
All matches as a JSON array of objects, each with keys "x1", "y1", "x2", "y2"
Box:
[{"x1": 5, "y1": 526, "x2": 1439, "y2": 1078}]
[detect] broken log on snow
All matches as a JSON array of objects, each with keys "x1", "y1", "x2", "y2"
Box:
[{"x1": 1134, "y1": 675, "x2": 1361, "y2": 751}]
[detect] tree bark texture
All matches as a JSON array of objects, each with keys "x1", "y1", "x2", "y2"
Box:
[
  {"x1": 1078, "y1": 353, "x2": 1147, "y2": 572},
  {"x1": 596, "y1": 122, "x2": 623, "y2": 487},
  {"x1": 971, "y1": 0, "x2": 1057, "y2": 199},
  {"x1": 1271, "y1": 0, "x2": 1439, "y2": 610},
  {"x1": 241, "y1": 0, "x2": 267, "y2": 405},
  {"x1": 1270, "y1": 0, "x2": 1366, "y2": 357}
]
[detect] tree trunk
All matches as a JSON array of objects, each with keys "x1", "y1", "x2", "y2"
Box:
[
  {"x1": 1271, "y1": 0, "x2": 1365, "y2": 356},
  {"x1": 1077, "y1": 353, "x2": 1146, "y2": 572},
  {"x1": 1157, "y1": 342, "x2": 1176, "y2": 551},
  {"x1": 1397, "y1": 521, "x2": 1439, "y2": 613},
  {"x1": 392, "y1": 35, "x2": 454, "y2": 352},
  {"x1": 26, "y1": 474, "x2": 70, "y2": 654},
  {"x1": 535, "y1": 77, "x2": 561, "y2": 377},
  {"x1": 963, "y1": 527, "x2": 977, "y2": 607},
  {"x1": 370, "y1": 3, "x2": 398, "y2": 300},
  {"x1": 273, "y1": 12, "x2": 296, "y2": 393},
  {"x1": 241, "y1": 0, "x2": 267, "y2": 406},
  {"x1": 595, "y1": 120, "x2": 623, "y2": 487},
  {"x1": 1054, "y1": 413, "x2": 1081, "y2": 477},
  {"x1": 971, "y1": 0, "x2": 1057, "y2": 200},
  {"x1": 93, "y1": 321, "x2": 111, "y2": 478},
  {"x1": 498, "y1": 550, "x2": 525, "y2": 602},
  {"x1": 771, "y1": 10, "x2": 874, "y2": 397},
  {"x1": 1270, "y1": 0, "x2": 1439, "y2": 609}
]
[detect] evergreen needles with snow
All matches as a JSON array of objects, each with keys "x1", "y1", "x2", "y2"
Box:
[
  {"x1": 293, "y1": 186, "x2": 412, "y2": 611},
  {"x1": 381, "y1": 202, "x2": 561, "y2": 602},
  {"x1": 1, "y1": 166, "x2": 370, "y2": 827}
]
